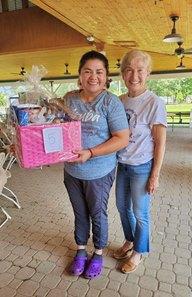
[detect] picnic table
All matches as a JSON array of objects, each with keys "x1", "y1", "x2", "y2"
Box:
[{"x1": 167, "y1": 111, "x2": 191, "y2": 131}]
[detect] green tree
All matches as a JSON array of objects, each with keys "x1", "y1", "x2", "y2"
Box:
[
  {"x1": 180, "y1": 78, "x2": 192, "y2": 100},
  {"x1": 0, "y1": 93, "x2": 8, "y2": 106},
  {"x1": 147, "y1": 78, "x2": 192, "y2": 103}
]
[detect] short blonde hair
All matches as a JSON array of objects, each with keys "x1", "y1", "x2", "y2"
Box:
[{"x1": 120, "y1": 50, "x2": 152, "y2": 74}]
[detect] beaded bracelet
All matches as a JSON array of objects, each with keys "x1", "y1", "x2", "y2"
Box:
[{"x1": 88, "y1": 148, "x2": 94, "y2": 158}]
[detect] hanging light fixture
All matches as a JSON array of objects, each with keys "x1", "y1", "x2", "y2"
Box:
[
  {"x1": 163, "y1": 15, "x2": 183, "y2": 43},
  {"x1": 87, "y1": 35, "x2": 95, "y2": 42}
]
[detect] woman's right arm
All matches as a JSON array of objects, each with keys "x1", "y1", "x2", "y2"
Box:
[
  {"x1": 69, "y1": 128, "x2": 129, "y2": 163},
  {"x1": 147, "y1": 124, "x2": 166, "y2": 194}
]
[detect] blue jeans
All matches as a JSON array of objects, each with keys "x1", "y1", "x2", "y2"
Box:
[
  {"x1": 115, "y1": 160, "x2": 153, "y2": 253},
  {"x1": 64, "y1": 169, "x2": 115, "y2": 250}
]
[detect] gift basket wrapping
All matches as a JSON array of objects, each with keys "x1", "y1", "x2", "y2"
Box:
[
  {"x1": 14, "y1": 121, "x2": 81, "y2": 168},
  {"x1": 18, "y1": 65, "x2": 49, "y2": 105},
  {"x1": 10, "y1": 65, "x2": 81, "y2": 168}
]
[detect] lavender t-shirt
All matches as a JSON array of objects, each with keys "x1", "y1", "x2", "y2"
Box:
[{"x1": 118, "y1": 90, "x2": 167, "y2": 165}]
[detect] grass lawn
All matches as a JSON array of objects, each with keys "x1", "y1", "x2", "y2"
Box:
[{"x1": 166, "y1": 103, "x2": 192, "y2": 113}]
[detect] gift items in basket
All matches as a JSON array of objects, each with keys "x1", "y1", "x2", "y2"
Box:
[{"x1": 11, "y1": 103, "x2": 44, "y2": 126}]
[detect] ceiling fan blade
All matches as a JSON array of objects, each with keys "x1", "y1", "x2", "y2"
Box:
[
  {"x1": 64, "y1": 71, "x2": 71, "y2": 75},
  {"x1": 11, "y1": 72, "x2": 20, "y2": 75},
  {"x1": 184, "y1": 49, "x2": 192, "y2": 54},
  {"x1": 11, "y1": 67, "x2": 26, "y2": 75}
]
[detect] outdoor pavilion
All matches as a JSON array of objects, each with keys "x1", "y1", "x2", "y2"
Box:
[
  {"x1": 1, "y1": 0, "x2": 192, "y2": 82},
  {"x1": 0, "y1": 1, "x2": 192, "y2": 296}
]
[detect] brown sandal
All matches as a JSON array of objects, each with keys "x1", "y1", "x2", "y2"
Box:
[
  {"x1": 121, "y1": 255, "x2": 143, "y2": 273},
  {"x1": 113, "y1": 247, "x2": 133, "y2": 260}
]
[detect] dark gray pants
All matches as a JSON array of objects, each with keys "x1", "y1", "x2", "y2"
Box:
[{"x1": 64, "y1": 169, "x2": 115, "y2": 249}]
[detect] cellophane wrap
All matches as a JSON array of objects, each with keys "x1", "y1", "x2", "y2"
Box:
[{"x1": 19, "y1": 65, "x2": 50, "y2": 104}]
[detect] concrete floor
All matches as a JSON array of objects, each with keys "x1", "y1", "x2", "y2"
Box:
[{"x1": 0, "y1": 127, "x2": 192, "y2": 297}]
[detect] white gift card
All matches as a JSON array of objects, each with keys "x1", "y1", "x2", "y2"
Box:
[{"x1": 43, "y1": 127, "x2": 64, "y2": 153}]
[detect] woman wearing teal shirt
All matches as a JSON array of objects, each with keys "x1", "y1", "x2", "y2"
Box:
[{"x1": 52, "y1": 51, "x2": 129, "y2": 279}]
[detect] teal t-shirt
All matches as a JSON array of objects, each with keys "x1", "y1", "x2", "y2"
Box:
[{"x1": 63, "y1": 90, "x2": 128, "y2": 180}]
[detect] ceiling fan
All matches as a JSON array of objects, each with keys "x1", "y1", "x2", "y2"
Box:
[
  {"x1": 176, "y1": 56, "x2": 186, "y2": 70},
  {"x1": 64, "y1": 63, "x2": 71, "y2": 76},
  {"x1": 174, "y1": 42, "x2": 192, "y2": 57},
  {"x1": 110, "y1": 59, "x2": 121, "y2": 70},
  {"x1": 115, "y1": 59, "x2": 121, "y2": 68},
  {"x1": 11, "y1": 67, "x2": 26, "y2": 76}
]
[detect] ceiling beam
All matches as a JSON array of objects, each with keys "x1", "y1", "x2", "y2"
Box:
[
  {"x1": 0, "y1": 6, "x2": 89, "y2": 55},
  {"x1": 31, "y1": 0, "x2": 102, "y2": 43}
]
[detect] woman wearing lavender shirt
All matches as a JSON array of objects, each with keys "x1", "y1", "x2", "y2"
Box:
[{"x1": 113, "y1": 50, "x2": 167, "y2": 273}]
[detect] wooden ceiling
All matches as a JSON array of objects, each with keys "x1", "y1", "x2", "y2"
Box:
[{"x1": 1, "y1": 0, "x2": 192, "y2": 82}]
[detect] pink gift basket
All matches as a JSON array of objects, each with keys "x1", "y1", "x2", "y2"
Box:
[
  {"x1": 14, "y1": 121, "x2": 81, "y2": 168},
  {"x1": 9, "y1": 65, "x2": 82, "y2": 168}
]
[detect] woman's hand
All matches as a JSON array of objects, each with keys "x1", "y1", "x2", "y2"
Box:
[
  {"x1": 68, "y1": 149, "x2": 92, "y2": 163},
  {"x1": 48, "y1": 98, "x2": 63, "y2": 110},
  {"x1": 146, "y1": 175, "x2": 159, "y2": 195}
]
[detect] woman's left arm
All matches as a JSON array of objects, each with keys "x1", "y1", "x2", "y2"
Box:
[{"x1": 147, "y1": 124, "x2": 166, "y2": 195}]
